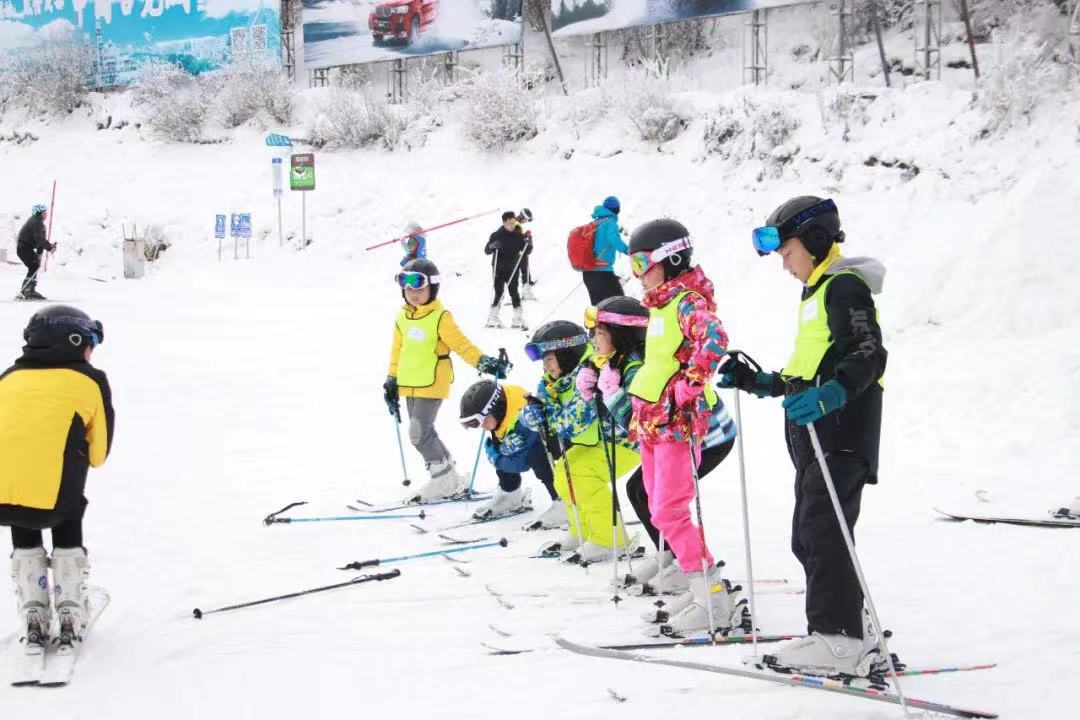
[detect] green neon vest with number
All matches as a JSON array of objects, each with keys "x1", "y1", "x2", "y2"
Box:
[
  {"x1": 396, "y1": 308, "x2": 448, "y2": 388},
  {"x1": 783, "y1": 270, "x2": 882, "y2": 384},
  {"x1": 557, "y1": 348, "x2": 600, "y2": 447},
  {"x1": 629, "y1": 290, "x2": 718, "y2": 406}
]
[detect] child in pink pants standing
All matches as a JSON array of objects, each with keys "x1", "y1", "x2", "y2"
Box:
[{"x1": 625, "y1": 218, "x2": 744, "y2": 637}]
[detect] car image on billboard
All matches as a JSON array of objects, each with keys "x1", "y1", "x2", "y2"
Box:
[
  {"x1": 550, "y1": 0, "x2": 806, "y2": 37},
  {"x1": 304, "y1": 0, "x2": 524, "y2": 70}
]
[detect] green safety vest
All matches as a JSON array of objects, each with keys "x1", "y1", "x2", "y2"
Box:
[
  {"x1": 396, "y1": 308, "x2": 448, "y2": 388},
  {"x1": 557, "y1": 348, "x2": 600, "y2": 447},
  {"x1": 783, "y1": 270, "x2": 883, "y2": 385},
  {"x1": 628, "y1": 290, "x2": 718, "y2": 406}
]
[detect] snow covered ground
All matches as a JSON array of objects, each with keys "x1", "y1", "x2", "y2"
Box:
[{"x1": 1, "y1": 7, "x2": 1079, "y2": 719}]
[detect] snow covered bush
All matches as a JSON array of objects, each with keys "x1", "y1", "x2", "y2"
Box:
[
  {"x1": 217, "y1": 61, "x2": 294, "y2": 128},
  {"x1": 559, "y1": 86, "x2": 611, "y2": 140},
  {"x1": 615, "y1": 62, "x2": 688, "y2": 144},
  {"x1": 130, "y1": 62, "x2": 211, "y2": 143},
  {"x1": 459, "y1": 67, "x2": 539, "y2": 152},
  {"x1": 309, "y1": 88, "x2": 410, "y2": 150},
  {"x1": 977, "y1": 4, "x2": 1068, "y2": 133},
  {"x1": 0, "y1": 38, "x2": 92, "y2": 117},
  {"x1": 702, "y1": 95, "x2": 801, "y2": 173}
]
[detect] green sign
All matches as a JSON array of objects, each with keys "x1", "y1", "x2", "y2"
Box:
[{"x1": 290, "y1": 153, "x2": 315, "y2": 191}]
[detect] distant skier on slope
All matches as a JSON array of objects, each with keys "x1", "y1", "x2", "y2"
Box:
[
  {"x1": 15, "y1": 205, "x2": 56, "y2": 301},
  {"x1": 384, "y1": 259, "x2": 505, "y2": 503},
  {"x1": 0, "y1": 305, "x2": 113, "y2": 655},
  {"x1": 484, "y1": 212, "x2": 529, "y2": 329},
  {"x1": 514, "y1": 209, "x2": 537, "y2": 302},
  {"x1": 719, "y1": 196, "x2": 888, "y2": 678},
  {"x1": 399, "y1": 221, "x2": 427, "y2": 267}
]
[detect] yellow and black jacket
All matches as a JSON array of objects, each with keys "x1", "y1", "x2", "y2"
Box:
[{"x1": 0, "y1": 347, "x2": 114, "y2": 530}]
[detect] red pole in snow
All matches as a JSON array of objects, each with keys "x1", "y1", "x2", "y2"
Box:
[
  {"x1": 364, "y1": 208, "x2": 500, "y2": 251},
  {"x1": 43, "y1": 180, "x2": 56, "y2": 272}
]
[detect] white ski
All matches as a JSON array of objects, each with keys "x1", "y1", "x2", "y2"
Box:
[{"x1": 38, "y1": 586, "x2": 111, "y2": 688}]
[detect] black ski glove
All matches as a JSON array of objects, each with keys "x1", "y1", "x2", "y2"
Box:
[
  {"x1": 477, "y1": 355, "x2": 503, "y2": 377},
  {"x1": 717, "y1": 352, "x2": 783, "y2": 399},
  {"x1": 383, "y1": 376, "x2": 400, "y2": 419}
]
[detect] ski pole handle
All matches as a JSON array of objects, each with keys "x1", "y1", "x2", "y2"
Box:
[{"x1": 338, "y1": 559, "x2": 381, "y2": 571}]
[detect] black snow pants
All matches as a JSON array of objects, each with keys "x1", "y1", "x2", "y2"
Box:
[{"x1": 581, "y1": 271, "x2": 623, "y2": 305}]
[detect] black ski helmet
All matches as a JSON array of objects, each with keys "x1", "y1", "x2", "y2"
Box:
[
  {"x1": 23, "y1": 305, "x2": 104, "y2": 357},
  {"x1": 529, "y1": 320, "x2": 589, "y2": 376},
  {"x1": 400, "y1": 257, "x2": 441, "y2": 301},
  {"x1": 593, "y1": 296, "x2": 648, "y2": 356},
  {"x1": 628, "y1": 219, "x2": 693, "y2": 280},
  {"x1": 764, "y1": 196, "x2": 844, "y2": 262},
  {"x1": 460, "y1": 380, "x2": 507, "y2": 426}
]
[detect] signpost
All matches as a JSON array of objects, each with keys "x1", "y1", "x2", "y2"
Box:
[
  {"x1": 272, "y1": 156, "x2": 284, "y2": 246},
  {"x1": 290, "y1": 153, "x2": 315, "y2": 248},
  {"x1": 215, "y1": 214, "x2": 226, "y2": 261}
]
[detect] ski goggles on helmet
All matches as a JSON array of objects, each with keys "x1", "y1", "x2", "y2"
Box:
[
  {"x1": 395, "y1": 271, "x2": 440, "y2": 290},
  {"x1": 48, "y1": 316, "x2": 104, "y2": 348},
  {"x1": 523, "y1": 333, "x2": 589, "y2": 363},
  {"x1": 752, "y1": 199, "x2": 837, "y2": 256},
  {"x1": 459, "y1": 383, "x2": 503, "y2": 429},
  {"x1": 583, "y1": 306, "x2": 650, "y2": 331},
  {"x1": 629, "y1": 236, "x2": 692, "y2": 277}
]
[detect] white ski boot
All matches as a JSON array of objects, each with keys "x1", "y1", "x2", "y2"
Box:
[
  {"x1": 627, "y1": 557, "x2": 690, "y2": 596},
  {"x1": 660, "y1": 564, "x2": 743, "y2": 637},
  {"x1": 538, "y1": 531, "x2": 581, "y2": 556},
  {"x1": 485, "y1": 305, "x2": 504, "y2": 329},
  {"x1": 51, "y1": 547, "x2": 91, "y2": 638},
  {"x1": 11, "y1": 547, "x2": 51, "y2": 644},
  {"x1": 641, "y1": 591, "x2": 695, "y2": 626},
  {"x1": 534, "y1": 498, "x2": 568, "y2": 530},
  {"x1": 522, "y1": 284, "x2": 537, "y2": 302},
  {"x1": 565, "y1": 541, "x2": 611, "y2": 565},
  {"x1": 414, "y1": 459, "x2": 467, "y2": 502},
  {"x1": 511, "y1": 307, "x2": 527, "y2": 330},
  {"x1": 763, "y1": 632, "x2": 874, "y2": 677},
  {"x1": 473, "y1": 487, "x2": 532, "y2": 521}
]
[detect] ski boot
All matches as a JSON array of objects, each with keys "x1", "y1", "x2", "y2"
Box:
[
  {"x1": 510, "y1": 307, "x2": 527, "y2": 330},
  {"x1": 762, "y1": 632, "x2": 877, "y2": 679},
  {"x1": 51, "y1": 547, "x2": 91, "y2": 641},
  {"x1": 524, "y1": 498, "x2": 568, "y2": 531},
  {"x1": 660, "y1": 564, "x2": 745, "y2": 638},
  {"x1": 473, "y1": 487, "x2": 532, "y2": 521},
  {"x1": 538, "y1": 531, "x2": 581, "y2": 557},
  {"x1": 411, "y1": 459, "x2": 467, "y2": 503},
  {"x1": 485, "y1": 305, "x2": 504, "y2": 329},
  {"x1": 12, "y1": 547, "x2": 51, "y2": 646}
]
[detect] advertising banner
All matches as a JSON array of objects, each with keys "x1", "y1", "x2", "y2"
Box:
[
  {"x1": 290, "y1": 154, "x2": 315, "y2": 191},
  {"x1": 303, "y1": 0, "x2": 524, "y2": 71},
  {"x1": 550, "y1": 0, "x2": 809, "y2": 38},
  {"x1": 0, "y1": 0, "x2": 281, "y2": 87}
]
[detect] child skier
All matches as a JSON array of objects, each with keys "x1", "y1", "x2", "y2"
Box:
[
  {"x1": 400, "y1": 221, "x2": 427, "y2": 267},
  {"x1": 15, "y1": 204, "x2": 56, "y2": 301},
  {"x1": 1, "y1": 305, "x2": 113, "y2": 660},
  {"x1": 458, "y1": 379, "x2": 564, "y2": 526},
  {"x1": 575, "y1": 297, "x2": 738, "y2": 624},
  {"x1": 514, "y1": 209, "x2": 537, "y2": 302},
  {"x1": 720, "y1": 196, "x2": 887, "y2": 677},
  {"x1": 623, "y1": 218, "x2": 742, "y2": 636},
  {"x1": 384, "y1": 258, "x2": 505, "y2": 503},
  {"x1": 519, "y1": 320, "x2": 639, "y2": 564}
]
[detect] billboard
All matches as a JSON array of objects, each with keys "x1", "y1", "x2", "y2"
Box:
[
  {"x1": 0, "y1": 0, "x2": 281, "y2": 87},
  {"x1": 303, "y1": 0, "x2": 524, "y2": 71},
  {"x1": 550, "y1": 0, "x2": 805, "y2": 37}
]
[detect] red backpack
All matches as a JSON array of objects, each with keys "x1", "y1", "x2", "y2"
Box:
[{"x1": 566, "y1": 221, "x2": 604, "y2": 271}]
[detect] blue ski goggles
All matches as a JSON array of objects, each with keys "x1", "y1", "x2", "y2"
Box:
[
  {"x1": 395, "y1": 271, "x2": 439, "y2": 290},
  {"x1": 523, "y1": 334, "x2": 589, "y2": 363},
  {"x1": 752, "y1": 198, "x2": 838, "y2": 256}
]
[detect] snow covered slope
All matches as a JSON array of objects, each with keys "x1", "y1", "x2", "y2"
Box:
[{"x1": 1, "y1": 12, "x2": 1078, "y2": 720}]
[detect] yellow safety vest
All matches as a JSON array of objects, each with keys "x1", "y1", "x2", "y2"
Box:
[
  {"x1": 783, "y1": 270, "x2": 883, "y2": 385},
  {"x1": 395, "y1": 308, "x2": 448, "y2": 388},
  {"x1": 629, "y1": 290, "x2": 718, "y2": 405}
]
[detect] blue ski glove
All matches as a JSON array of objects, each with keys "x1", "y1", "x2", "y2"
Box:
[
  {"x1": 484, "y1": 438, "x2": 500, "y2": 465},
  {"x1": 782, "y1": 380, "x2": 847, "y2": 426},
  {"x1": 519, "y1": 403, "x2": 545, "y2": 432},
  {"x1": 477, "y1": 355, "x2": 503, "y2": 377}
]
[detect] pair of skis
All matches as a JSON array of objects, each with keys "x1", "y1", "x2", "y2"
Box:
[{"x1": 10, "y1": 586, "x2": 110, "y2": 687}]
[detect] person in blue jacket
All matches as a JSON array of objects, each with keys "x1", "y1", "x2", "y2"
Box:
[
  {"x1": 400, "y1": 222, "x2": 427, "y2": 267},
  {"x1": 582, "y1": 196, "x2": 628, "y2": 304}
]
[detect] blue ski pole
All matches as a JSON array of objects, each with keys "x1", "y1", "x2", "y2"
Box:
[
  {"x1": 465, "y1": 348, "x2": 511, "y2": 497},
  {"x1": 265, "y1": 511, "x2": 426, "y2": 525},
  {"x1": 393, "y1": 408, "x2": 412, "y2": 488},
  {"x1": 337, "y1": 538, "x2": 508, "y2": 570}
]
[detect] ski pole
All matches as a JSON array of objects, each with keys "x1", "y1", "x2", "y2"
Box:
[
  {"x1": 553, "y1": 431, "x2": 588, "y2": 562},
  {"x1": 365, "y1": 209, "x2": 500, "y2": 251},
  {"x1": 595, "y1": 398, "x2": 634, "y2": 602},
  {"x1": 265, "y1": 512, "x2": 425, "y2": 525},
  {"x1": 393, "y1": 410, "x2": 412, "y2": 487},
  {"x1": 731, "y1": 388, "x2": 759, "y2": 657},
  {"x1": 536, "y1": 281, "x2": 584, "y2": 327},
  {"x1": 686, "y1": 425, "x2": 717, "y2": 645},
  {"x1": 806, "y1": 423, "x2": 907, "y2": 714},
  {"x1": 43, "y1": 180, "x2": 55, "y2": 273},
  {"x1": 193, "y1": 569, "x2": 401, "y2": 619},
  {"x1": 466, "y1": 349, "x2": 511, "y2": 497},
  {"x1": 337, "y1": 538, "x2": 508, "y2": 570}
]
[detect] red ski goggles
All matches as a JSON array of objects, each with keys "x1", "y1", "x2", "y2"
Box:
[
  {"x1": 395, "y1": 271, "x2": 440, "y2": 290},
  {"x1": 583, "y1": 306, "x2": 650, "y2": 330},
  {"x1": 459, "y1": 383, "x2": 503, "y2": 429},
  {"x1": 523, "y1": 334, "x2": 589, "y2": 362},
  {"x1": 629, "y1": 236, "x2": 692, "y2": 277}
]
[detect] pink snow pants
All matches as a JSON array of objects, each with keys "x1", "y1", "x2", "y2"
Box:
[{"x1": 640, "y1": 440, "x2": 714, "y2": 574}]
